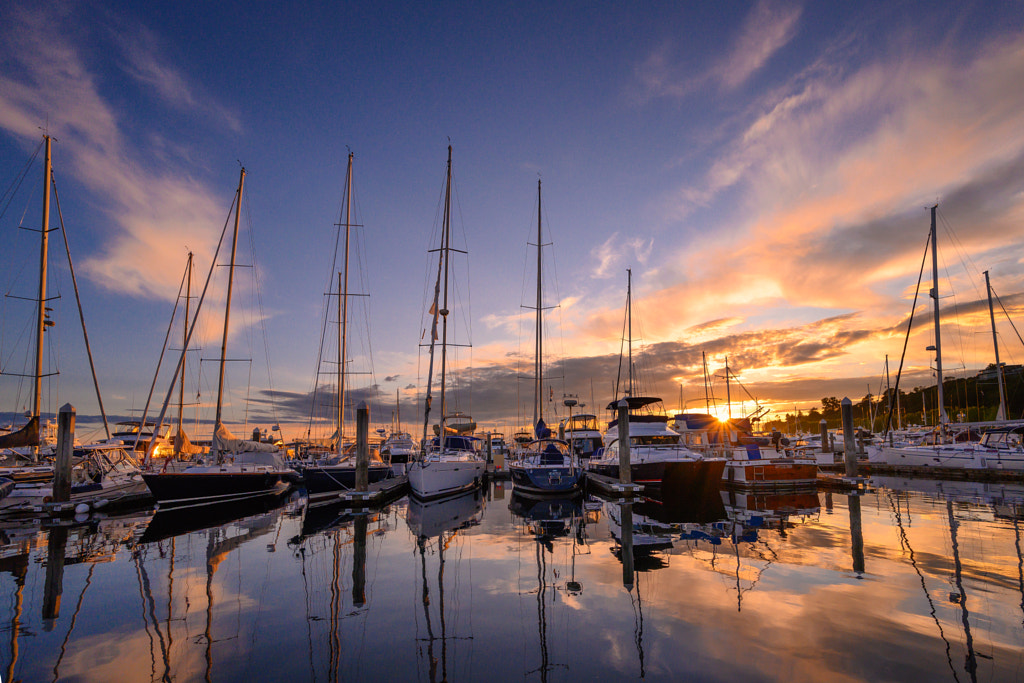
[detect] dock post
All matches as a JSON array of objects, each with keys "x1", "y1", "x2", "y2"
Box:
[
  {"x1": 617, "y1": 399, "x2": 631, "y2": 485},
  {"x1": 620, "y1": 502, "x2": 634, "y2": 589},
  {"x1": 352, "y1": 514, "x2": 368, "y2": 606},
  {"x1": 53, "y1": 403, "x2": 75, "y2": 504},
  {"x1": 355, "y1": 401, "x2": 369, "y2": 492},
  {"x1": 42, "y1": 526, "x2": 69, "y2": 626},
  {"x1": 849, "y1": 495, "x2": 865, "y2": 576},
  {"x1": 841, "y1": 398, "x2": 857, "y2": 477},
  {"x1": 486, "y1": 432, "x2": 493, "y2": 463},
  {"x1": 819, "y1": 419, "x2": 831, "y2": 454},
  {"x1": 558, "y1": 421, "x2": 565, "y2": 440}
]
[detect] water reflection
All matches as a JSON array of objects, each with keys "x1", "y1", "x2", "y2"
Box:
[
  {"x1": 288, "y1": 499, "x2": 396, "y2": 682},
  {"x1": 509, "y1": 492, "x2": 585, "y2": 682},
  {"x1": 3, "y1": 477, "x2": 1024, "y2": 681},
  {"x1": 407, "y1": 490, "x2": 485, "y2": 683}
]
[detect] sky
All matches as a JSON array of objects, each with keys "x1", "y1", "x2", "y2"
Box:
[{"x1": 2, "y1": 0, "x2": 1024, "y2": 441}]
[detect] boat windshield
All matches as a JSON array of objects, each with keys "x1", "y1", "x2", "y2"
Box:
[
  {"x1": 565, "y1": 415, "x2": 598, "y2": 431},
  {"x1": 523, "y1": 440, "x2": 571, "y2": 456},
  {"x1": 983, "y1": 431, "x2": 1023, "y2": 447}
]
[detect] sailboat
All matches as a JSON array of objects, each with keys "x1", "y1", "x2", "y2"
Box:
[
  {"x1": 508, "y1": 180, "x2": 582, "y2": 494},
  {"x1": 379, "y1": 388, "x2": 417, "y2": 475},
  {"x1": 587, "y1": 270, "x2": 726, "y2": 486},
  {"x1": 295, "y1": 153, "x2": 391, "y2": 502},
  {"x1": 870, "y1": 206, "x2": 1024, "y2": 470},
  {"x1": 0, "y1": 136, "x2": 144, "y2": 509},
  {"x1": 408, "y1": 146, "x2": 486, "y2": 500},
  {"x1": 141, "y1": 167, "x2": 294, "y2": 508}
]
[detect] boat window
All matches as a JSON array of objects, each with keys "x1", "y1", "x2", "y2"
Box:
[{"x1": 632, "y1": 435, "x2": 680, "y2": 446}]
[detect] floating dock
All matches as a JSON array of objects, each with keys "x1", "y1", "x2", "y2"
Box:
[
  {"x1": 325, "y1": 475, "x2": 408, "y2": 508},
  {"x1": 816, "y1": 471, "x2": 870, "y2": 492},
  {"x1": 585, "y1": 472, "x2": 645, "y2": 498}
]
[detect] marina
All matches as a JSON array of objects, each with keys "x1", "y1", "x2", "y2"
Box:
[
  {"x1": 3, "y1": 2, "x2": 1024, "y2": 680},
  {"x1": 2, "y1": 474, "x2": 1023, "y2": 681}
]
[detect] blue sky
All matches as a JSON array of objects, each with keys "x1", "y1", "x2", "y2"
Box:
[{"x1": 2, "y1": 1, "x2": 1024, "y2": 439}]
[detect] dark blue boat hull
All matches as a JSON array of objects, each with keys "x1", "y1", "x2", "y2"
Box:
[
  {"x1": 299, "y1": 464, "x2": 391, "y2": 500},
  {"x1": 509, "y1": 465, "x2": 583, "y2": 495}
]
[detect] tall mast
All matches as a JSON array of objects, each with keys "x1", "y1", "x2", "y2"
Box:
[
  {"x1": 33, "y1": 135, "x2": 53, "y2": 456},
  {"x1": 702, "y1": 351, "x2": 710, "y2": 413},
  {"x1": 627, "y1": 269, "x2": 633, "y2": 397},
  {"x1": 214, "y1": 167, "x2": 245, "y2": 455},
  {"x1": 338, "y1": 152, "x2": 354, "y2": 453},
  {"x1": 929, "y1": 205, "x2": 948, "y2": 425},
  {"x1": 725, "y1": 356, "x2": 732, "y2": 420},
  {"x1": 176, "y1": 252, "x2": 193, "y2": 454},
  {"x1": 439, "y1": 146, "x2": 453, "y2": 443},
  {"x1": 534, "y1": 179, "x2": 543, "y2": 427},
  {"x1": 985, "y1": 270, "x2": 1007, "y2": 421}
]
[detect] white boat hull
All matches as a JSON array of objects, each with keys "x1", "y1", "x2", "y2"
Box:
[
  {"x1": 866, "y1": 444, "x2": 1024, "y2": 470},
  {"x1": 409, "y1": 458, "x2": 485, "y2": 499}
]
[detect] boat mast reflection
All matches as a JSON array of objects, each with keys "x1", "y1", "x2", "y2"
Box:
[
  {"x1": 289, "y1": 500, "x2": 395, "y2": 682},
  {"x1": 408, "y1": 490, "x2": 484, "y2": 683},
  {"x1": 509, "y1": 492, "x2": 585, "y2": 682}
]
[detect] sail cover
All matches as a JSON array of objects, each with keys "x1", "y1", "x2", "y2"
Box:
[{"x1": 0, "y1": 416, "x2": 39, "y2": 449}]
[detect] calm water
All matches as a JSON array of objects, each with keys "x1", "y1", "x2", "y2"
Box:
[{"x1": 3, "y1": 476, "x2": 1024, "y2": 682}]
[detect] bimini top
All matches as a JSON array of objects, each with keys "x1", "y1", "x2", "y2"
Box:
[{"x1": 605, "y1": 396, "x2": 662, "y2": 411}]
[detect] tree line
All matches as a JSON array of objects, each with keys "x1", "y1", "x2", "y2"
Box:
[{"x1": 761, "y1": 364, "x2": 1024, "y2": 434}]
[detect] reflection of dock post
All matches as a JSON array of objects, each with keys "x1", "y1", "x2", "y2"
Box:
[
  {"x1": 849, "y1": 495, "x2": 864, "y2": 576},
  {"x1": 355, "y1": 401, "x2": 369, "y2": 492},
  {"x1": 42, "y1": 526, "x2": 69, "y2": 627},
  {"x1": 43, "y1": 403, "x2": 74, "y2": 626},
  {"x1": 841, "y1": 398, "x2": 858, "y2": 477},
  {"x1": 620, "y1": 502, "x2": 634, "y2": 588},
  {"x1": 819, "y1": 419, "x2": 831, "y2": 454},
  {"x1": 617, "y1": 400, "x2": 631, "y2": 485},
  {"x1": 53, "y1": 403, "x2": 76, "y2": 503},
  {"x1": 352, "y1": 514, "x2": 368, "y2": 606}
]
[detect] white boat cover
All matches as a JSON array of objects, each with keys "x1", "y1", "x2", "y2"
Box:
[{"x1": 214, "y1": 424, "x2": 284, "y2": 468}]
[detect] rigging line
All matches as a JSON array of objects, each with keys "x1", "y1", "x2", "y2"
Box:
[
  {"x1": 883, "y1": 231, "x2": 932, "y2": 438},
  {"x1": 51, "y1": 176, "x2": 110, "y2": 440},
  {"x1": 143, "y1": 185, "x2": 240, "y2": 463},
  {"x1": 306, "y1": 165, "x2": 351, "y2": 441},
  {"x1": 991, "y1": 287, "x2": 1024, "y2": 350},
  {"x1": 139, "y1": 554, "x2": 173, "y2": 683},
  {"x1": 242, "y1": 188, "x2": 281, "y2": 430},
  {"x1": 888, "y1": 491, "x2": 958, "y2": 683},
  {"x1": 616, "y1": 286, "x2": 628, "y2": 400},
  {"x1": 937, "y1": 207, "x2": 986, "y2": 302},
  {"x1": 51, "y1": 562, "x2": 96, "y2": 683},
  {"x1": 0, "y1": 139, "x2": 41, "y2": 222},
  {"x1": 134, "y1": 550, "x2": 159, "y2": 682},
  {"x1": 129, "y1": 252, "x2": 188, "y2": 455}
]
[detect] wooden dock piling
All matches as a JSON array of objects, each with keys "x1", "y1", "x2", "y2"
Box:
[
  {"x1": 841, "y1": 397, "x2": 857, "y2": 477},
  {"x1": 617, "y1": 399, "x2": 631, "y2": 486},
  {"x1": 355, "y1": 401, "x2": 369, "y2": 492},
  {"x1": 52, "y1": 403, "x2": 75, "y2": 504}
]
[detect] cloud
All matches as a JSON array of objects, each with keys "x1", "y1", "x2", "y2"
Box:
[
  {"x1": 635, "y1": 28, "x2": 1024, "y2": 364},
  {"x1": 0, "y1": 2, "x2": 242, "y2": 303},
  {"x1": 113, "y1": 22, "x2": 243, "y2": 133},
  {"x1": 632, "y1": 1, "x2": 803, "y2": 102},
  {"x1": 717, "y1": 1, "x2": 803, "y2": 90},
  {"x1": 589, "y1": 233, "x2": 656, "y2": 280}
]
